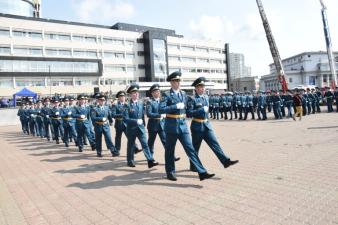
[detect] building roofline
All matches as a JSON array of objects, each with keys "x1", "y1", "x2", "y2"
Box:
[
  {"x1": 0, "y1": 13, "x2": 181, "y2": 36},
  {"x1": 268, "y1": 51, "x2": 338, "y2": 66}
]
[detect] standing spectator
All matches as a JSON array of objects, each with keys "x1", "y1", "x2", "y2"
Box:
[{"x1": 292, "y1": 89, "x2": 303, "y2": 121}]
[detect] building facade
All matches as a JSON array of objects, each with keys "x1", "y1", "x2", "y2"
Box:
[
  {"x1": 0, "y1": 13, "x2": 227, "y2": 96},
  {"x1": 229, "y1": 53, "x2": 251, "y2": 79},
  {"x1": 260, "y1": 51, "x2": 338, "y2": 91}
]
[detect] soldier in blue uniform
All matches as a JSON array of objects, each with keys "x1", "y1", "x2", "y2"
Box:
[
  {"x1": 315, "y1": 87, "x2": 322, "y2": 113},
  {"x1": 244, "y1": 91, "x2": 255, "y2": 120},
  {"x1": 219, "y1": 94, "x2": 225, "y2": 119},
  {"x1": 50, "y1": 99, "x2": 62, "y2": 144},
  {"x1": 41, "y1": 98, "x2": 53, "y2": 141},
  {"x1": 285, "y1": 90, "x2": 294, "y2": 118},
  {"x1": 28, "y1": 102, "x2": 37, "y2": 136},
  {"x1": 224, "y1": 92, "x2": 233, "y2": 120},
  {"x1": 271, "y1": 90, "x2": 282, "y2": 119},
  {"x1": 232, "y1": 92, "x2": 238, "y2": 119},
  {"x1": 279, "y1": 90, "x2": 286, "y2": 118},
  {"x1": 91, "y1": 94, "x2": 116, "y2": 157},
  {"x1": 110, "y1": 91, "x2": 141, "y2": 156},
  {"x1": 324, "y1": 87, "x2": 334, "y2": 112},
  {"x1": 236, "y1": 92, "x2": 243, "y2": 120},
  {"x1": 301, "y1": 89, "x2": 308, "y2": 116},
  {"x1": 257, "y1": 91, "x2": 267, "y2": 120},
  {"x1": 35, "y1": 100, "x2": 44, "y2": 138},
  {"x1": 187, "y1": 77, "x2": 238, "y2": 172},
  {"x1": 159, "y1": 71, "x2": 215, "y2": 181},
  {"x1": 60, "y1": 97, "x2": 77, "y2": 147},
  {"x1": 73, "y1": 95, "x2": 96, "y2": 152},
  {"x1": 305, "y1": 88, "x2": 313, "y2": 115},
  {"x1": 124, "y1": 84, "x2": 159, "y2": 168}
]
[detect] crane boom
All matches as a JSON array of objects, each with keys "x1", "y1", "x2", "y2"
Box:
[
  {"x1": 319, "y1": 0, "x2": 337, "y2": 88},
  {"x1": 256, "y1": 0, "x2": 288, "y2": 91}
]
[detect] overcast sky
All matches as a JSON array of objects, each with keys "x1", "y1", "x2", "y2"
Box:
[{"x1": 42, "y1": 0, "x2": 338, "y2": 76}]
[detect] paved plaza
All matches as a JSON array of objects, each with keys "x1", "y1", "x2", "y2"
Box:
[{"x1": 0, "y1": 113, "x2": 337, "y2": 225}]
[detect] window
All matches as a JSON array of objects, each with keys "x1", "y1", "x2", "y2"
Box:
[
  {"x1": 45, "y1": 49, "x2": 58, "y2": 56},
  {"x1": 168, "y1": 56, "x2": 180, "y2": 61},
  {"x1": 309, "y1": 76, "x2": 316, "y2": 85},
  {"x1": 289, "y1": 77, "x2": 293, "y2": 83},
  {"x1": 126, "y1": 53, "x2": 135, "y2": 59},
  {"x1": 58, "y1": 34, "x2": 71, "y2": 40},
  {"x1": 12, "y1": 30, "x2": 26, "y2": 37},
  {"x1": 210, "y1": 48, "x2": 221, "y2": 54},
  {"x1": 181, "y1": 57, "x2": 195, "y2": 62},
  {"x1": 125, "y1": 40, "x2": 134, "y2": 46},
  {"x1": 167, "y1": 44, "x2": 179, "y2": 50},
  {"x1": 73, "y1": 35, "x2": 84, "y2": 42},
  {"x1": 104, "y1": 65, "x2": 125, "y2": 72},
  {"x1": 137, "y1": 51, "x2": 145, "y2": 56},
  {"x1": 197, "y1": 58, "x2": 209, "y2": 63},
  {"x1": 0, "y1": 46, "x2": 10, "y2": 55},
  {"x1": 0, "y1": 29, "x2": 10, "y2": 36},
  {"x1": 181, "y1": 46, "x2": 194, "y2": 51},
  {"x1": 210, "y1": 59, "x2": 222, "y2": 64},
  {"x1": 30, "y1": 48, "x2": 42, "y2": 56},
  {"x1": 196, "y1": 47, "x2": 208, "y2": 53},
  {"x1": 28, "y1": 32, "x2": 42, "y2": 39},
  {"x1": 13, "y1": 47, "x2": 29, "y2": 55},
  {"x1": 85, "y1": 36, "x2": 96, "y2": 43},
  {"x1": 58, "y1": 49, "x2": 72, "y2": 57}
]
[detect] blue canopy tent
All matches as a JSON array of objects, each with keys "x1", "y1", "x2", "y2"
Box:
[{"x1": 13, "y1": 87, "x2": 38, "y2": 106}]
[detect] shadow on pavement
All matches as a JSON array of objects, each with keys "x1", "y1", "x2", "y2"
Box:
[{"x1": 67, "y1": 169, "x2": 204, "y2": 189}]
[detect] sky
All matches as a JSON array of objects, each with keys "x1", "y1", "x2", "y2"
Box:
[{"x1": 41, "y1": 0, "x2": 338, "y2": 76}]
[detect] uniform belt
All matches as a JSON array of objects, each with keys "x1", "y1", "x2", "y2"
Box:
[
  {"x1": 166, "y1": 114, "x2": 186, "y2": 119},
  {"x1": 76, "y1": 118, "x2": 87, "y2": 121},
  {"x1": 51, "y1": 117, "x2": 61, "y2": 120},
  {"x1": 115, "y1": 118, "x2": 123, "y2": 121},
  {"x1": 149, "y1": 117, "x2": 161, "y2": 120},
  {"x1": 95, "y1": 121, "x2": 107, "y2": 125},
  {"x1": 192, "y1": 118, "x2": 208, "y2": 123},
  {"x1": 62, "y1": 117, "x2": 73, "y2": 121}
]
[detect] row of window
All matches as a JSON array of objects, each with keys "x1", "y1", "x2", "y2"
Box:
[
  {"x1": 0, "y1": 28, "x2": 136, "y2": 45},
  {"x1": 0, "y1": 60, "x2": 99, "y2": 73},
  {"x1": 168, "y1": 44, "x2": 223, "y2": 54},
  {"x1": 168, "y1": 56, "x2": 223, "y2": 64},
  {"x1": 0, "y1": 78, "x2": 137, "y2": 87},
  {"x1": 169, "y1": 68, "x2": 225, "y2": 74},
  {"x1": 0, "y1": 45, "x2": 136, "y2": 59},
  {"x1": 104, "y1": 65, "x2": 137, "y2": 73}
]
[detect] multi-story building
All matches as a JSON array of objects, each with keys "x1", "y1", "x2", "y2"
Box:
[
  {"x1": 260, "y1": 51, "x2": 338, "y2": 91},
  {"x1": 0, "y1": 12, "x2": 228, "y2": 96},
  {"x1": 229, "y1": 53, "x2": 251, "y2": 79}
]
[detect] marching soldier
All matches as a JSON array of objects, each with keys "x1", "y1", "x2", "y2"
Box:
[
  {"x1": 232, "y1": 92, "x2": 238, "y2": 119},
  {"x1": 334, "y1": 87, "x2": 338, "y2": 112},
  {"x1": 315, "y1": 87, "x2": 322, "y2": 113},
  {"x1": 91, "y1": 94, "x2": 116, "y2": 157},
  {"x1": 123, "y1": 84, "x2": 159, "y2": 168},
  {"x1": 271, "y1": 90, "x2": 282, "y2": 119},
  {"x1": 60, "y1": 97, "x2": 77, "y2": 147},
  {"x1": 159, "y1": 71, "x2": 215, "y2": 181},
  {"x1": 301, "y1": 89, "x2": 308, "y2": 116},
  {"x1": 111, "y1": 91, "x2": 141, "y2": 156},
  {"x1": 28, "y1": 102, "x2": 37, "y2": 136},
  {"x1": 50, "y1": 99, "x2": 62, "y2": 144},
  {"x1": 73, "y1": 95, "x2": 96, "y2": 152},
  {"x1": 17, "y1": 104, "x2": 27, "y2": 134},
  {"x1": 224, "y1": 92, "x2": 233, "y2": 120},
  {"x1": 41, "y1": 98, "x2": 53, "y2": 141},
  {"x1": 236, "y1": 92, "x2": 243, "y2": 120},
  {"x1": 244, "y1": 91, "x2": 255, "y2": 120},
  {"x1": 35, "y1": 100, "x2": 44, "y2": 138},
  {"x1": 285, "y1": 90, "x2": 294, "y2": 118},
  {"x1": 257, "y1": 91, "x2": 267, "y2": 120},
  {"x1": 187, "y1": 77, "x2": 238, "y2": 172}
]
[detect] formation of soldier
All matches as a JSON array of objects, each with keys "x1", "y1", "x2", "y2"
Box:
[
  {"x1": 208, "y1": 86, "x2": 338, "y2": 121},
  {"x1": 16, "y1": 72, "x2": 239, "y2": 182}
]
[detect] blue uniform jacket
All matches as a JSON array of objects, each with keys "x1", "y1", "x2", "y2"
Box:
[
  {"x1": 187, "y1": 94, "x2": 212, "y2": 132},
  {"x1": 159, "y1": 89, "x2": 189, "y2": 134},
  {"x1": 146, "y1": 98, "x2": 164, "y2": 132},
  {"x1": 123, "y1": 100, "x2": 146, "y2": 133}
]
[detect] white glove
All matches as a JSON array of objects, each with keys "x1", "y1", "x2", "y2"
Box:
[
  {"x1": 137, "y1": 119, "x2": 143, "y2": 125},
  {"x1": 176, "y1": 102, "x2": 185, "y2": 109},
  {"x1": 102, "y1": 117, "x2": 107, "y2": 122},
  {"x1": 55, "y1": 112, "x2": 59, "y2": 116},
  {"x1": 80, "y1": 115, "x2": 85, "y2": 119},
  {"x1": 30, "y1": 114, "x2": 34, "y2": 117},
  {"x1": 67, "y1": 111, "x2": 72, "y2": 115},
  {"x1": 203, "y1": 106, "x2": 209, "y2": 113},
  {"x1": 46, "y1": 115, "x2": 49, "y2": 118},
  {"x1": 161, "y1": 114, "x2": 166, "y2": 118}
]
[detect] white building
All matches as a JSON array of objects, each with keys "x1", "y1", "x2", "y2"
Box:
[
  {"x1": 260, "y1": 51, "x2": 338, "y2": 91},
  {"x1": 0, "y1": 12, "x2": 228, "y2": 96},
  {"x1": 229, "y1": 53, "x2": 251, "y2": 79}
]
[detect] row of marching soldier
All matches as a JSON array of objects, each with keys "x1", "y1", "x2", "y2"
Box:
[{"x1": 17, "y1": 72, "x2": 239, "y2": 181}]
